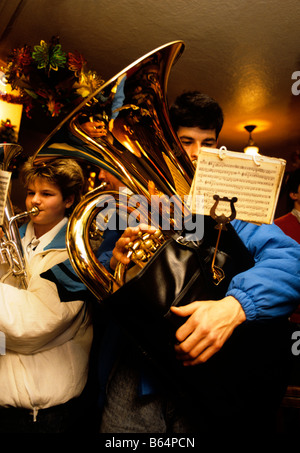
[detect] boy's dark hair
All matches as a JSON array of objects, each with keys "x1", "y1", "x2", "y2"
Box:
[
  {"x1": 21, "y1": 157, "x2": 84, "y2": 216},
  {"x1": 169, "y1": 91, "x2": 224, "y2": 138}
]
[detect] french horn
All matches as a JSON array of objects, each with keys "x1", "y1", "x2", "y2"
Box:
[{"x1": 32, "y1": 40, "x2": 196, "y2": 300}]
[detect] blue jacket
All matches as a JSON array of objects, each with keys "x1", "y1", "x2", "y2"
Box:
[{"x1": 228, "y1": 219, "x2": 300, "y2": 320}]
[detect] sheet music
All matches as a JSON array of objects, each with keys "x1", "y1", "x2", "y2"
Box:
[
  {"x1": 190, "y1": 147, "x2": 286, "y2": 224},
  {"x1": 0, "y1": 170, "x2": 11, "y2": 225}
]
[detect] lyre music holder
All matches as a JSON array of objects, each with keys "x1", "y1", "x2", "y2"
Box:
[{"x1": 209, "y1": 195, "x2": 237, "y2": 285}]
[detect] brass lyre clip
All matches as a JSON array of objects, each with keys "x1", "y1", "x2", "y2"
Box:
[{"x1": 209, "y1": 195, "x2": 237, "y2": 285}]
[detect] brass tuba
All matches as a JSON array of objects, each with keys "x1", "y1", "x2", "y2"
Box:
[
  {"x1": 0, "y1": 143, "x2": 38, "y2": 288},
  {"x1": 32, "y1": 40, "x2": 196, "y2": 299}
]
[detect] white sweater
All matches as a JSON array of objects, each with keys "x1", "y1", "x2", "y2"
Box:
[{"x1": 0, "y1": 220, "x2": 93, "y2": 411}]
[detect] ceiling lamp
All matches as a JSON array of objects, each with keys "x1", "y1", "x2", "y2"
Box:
[{"x1": 244, "y1": 125, "x2": 259, "y2": 155}]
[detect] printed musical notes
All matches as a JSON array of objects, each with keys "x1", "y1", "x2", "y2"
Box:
[
  {"x1": 0, "y1": 170, "x2": 11, "y2": 225},
  {"x1": 189, "y1": 147, "x2": 286, "y2": 224}
]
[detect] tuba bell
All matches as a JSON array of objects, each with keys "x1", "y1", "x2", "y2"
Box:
[
  {"x1": 31, "y1": 40, "x2": 196, "y2": 300},
  {"x1": 0, "y1": 143, "x2": 39, "y2": 288}
]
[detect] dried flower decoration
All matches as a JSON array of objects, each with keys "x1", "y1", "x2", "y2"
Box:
[{"x1": 2, "y1": 36, "x2": 104, "y2": 118}]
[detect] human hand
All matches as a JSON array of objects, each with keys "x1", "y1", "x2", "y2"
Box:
[
  {"x1": 109, "y1": 224, "x2": 157, "y2": 270},
  {"x1": 171, "y1": 296, "x2": 246, "y2": 365}
]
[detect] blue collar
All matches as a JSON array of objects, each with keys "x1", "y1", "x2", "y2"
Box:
[{"x1": 19, "y1": 222, "x2": 67, "y2": 250}]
